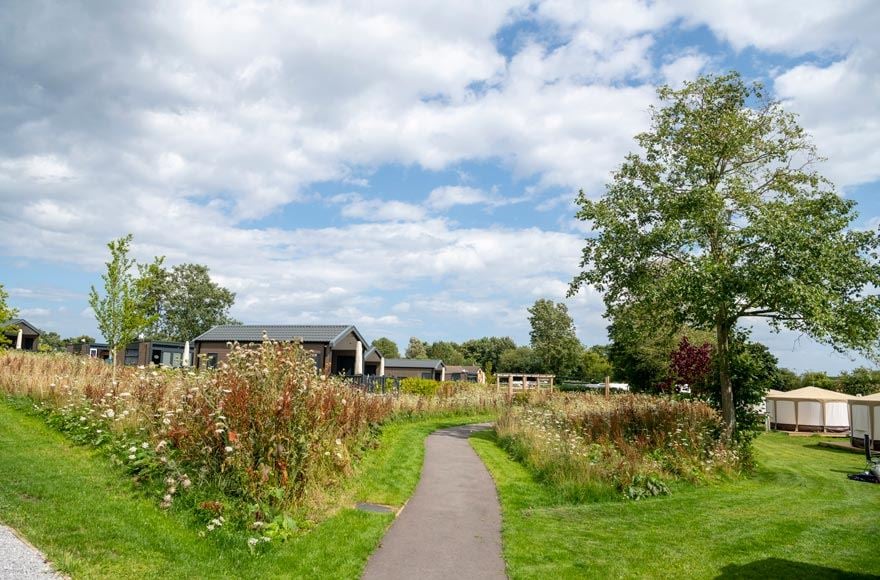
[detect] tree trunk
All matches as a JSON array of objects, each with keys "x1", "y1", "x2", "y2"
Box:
[
  {"x1": 111, "y1": 344, "x2": 118, "y2": 385},
  {"x1": 716, "y1": 321, "x2": 735, "y2": 439}
]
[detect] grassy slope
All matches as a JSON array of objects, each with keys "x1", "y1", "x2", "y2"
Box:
[
  {"x1": 0, "y1": 401, "x2": 490, "y2": 579},
  {"x1": 471, "y1": 431, "x2": 880, "y2": 579}
]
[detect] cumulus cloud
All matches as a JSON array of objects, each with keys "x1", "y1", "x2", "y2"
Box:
[{"x1": 0, "y1": 0, "x2": 878, "y2": 370}]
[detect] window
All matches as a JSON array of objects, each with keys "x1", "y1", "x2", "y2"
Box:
[
  {"x1": 421, "y1": 372, "x2": 432, "y2": 379},
  {"x1": 206, "y1": 353, "x2": 219, "y2": 369}
]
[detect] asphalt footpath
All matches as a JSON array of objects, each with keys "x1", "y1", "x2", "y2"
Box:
[{"x1": 362, "y1": 423, "x2": 506, "y2": 580}]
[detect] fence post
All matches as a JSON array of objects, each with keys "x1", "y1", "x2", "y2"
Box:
[
  {"x1": 507, "y1": 374, "x2": 513, "y2": 401},
  {"x1": 523, "y1": 374, "x2": 528, "y2": 392},
  {"x1": 604, "y1": 375, "x2": 610, "y2": 399}
]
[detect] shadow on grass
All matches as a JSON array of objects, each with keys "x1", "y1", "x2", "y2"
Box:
[{"x1": 716, "y1": 558, "x2": 878, "y2": 579}]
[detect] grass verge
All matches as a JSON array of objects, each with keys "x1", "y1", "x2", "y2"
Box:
[
  {"x1": 471, "y1": 430, "x2": 880, "y2": 579},
  {"x1": 0, "y1": 399, "x2": 491, "y2": 579}
]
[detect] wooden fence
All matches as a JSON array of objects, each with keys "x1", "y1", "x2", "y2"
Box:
[{"x1": 495, "y1": 373, "x2": 555, "y2": 398}]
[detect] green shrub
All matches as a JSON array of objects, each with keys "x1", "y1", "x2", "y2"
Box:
[{"x1": 399, "y1": 377, "x2": 439, "y2": 396}]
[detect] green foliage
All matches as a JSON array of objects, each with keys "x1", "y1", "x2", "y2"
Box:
[
  {"x1": 608, "y1": 308, "x2": 715, "y2": 392},
  {"x1": 497, "y1": 346, "x2": 542, "y2": 374},
  {"x1": 404, "y1": 337, "x2": 428, "y2": 359},
  {"x1": 777, "y1": 368, "x2": 800, "y2": 391},
  {"x1": 371, "y1": 337, "x2": 400, "y2": 359},
  {"x1": 722, "y1": 331, "x2": 783, "y2": 432},
  {"x1": 399, "y1": 377, "x2": 439, "y2": 396},
  {"x1": 425, "y1": 341, "x2": 472, "y2": 365},
  {"x1": 460, "y1": 336, "x2": 517, "y2": 371},
  {"x1": 137, "y1": 262, "x2": 238, "y2": 342},
  {"x1": 88, "y1": 235, "x2": 155, "y2": 378},
  {"x1": 798, "y1": 370, "x2": 836, "y2": 390},
  {"x1": 571, "y1": 72, "x2": 880, "y2": 434},
  {"x1": 577, "y1": 346, "x2": 614, "y2": 382},
  {"x1": 835, "y1": 367, "x2": 880, "y2": 396},
  {"x1": 37, "y1": 331, "x2": 64, "y2": 352},
  {"x1": 528, "y1": 298, "x2": 582, "y2": 378},
  {"x1": 0, "y1": 283, "x2": 17, "y2": 347}
]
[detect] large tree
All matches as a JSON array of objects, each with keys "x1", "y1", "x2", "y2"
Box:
[
  {"x1": 460, "y1": 336, "x2": 517, "y2": 372},
  {"x1": 89, "y1": 235, "x2": 155, "y2": 381},
  {"x1": 161, "y1": 263, "x2": 237, "y2": 341},
  {"x1": 426, "y1": 341, "x2": 472, "y2": 365},
  {"x1": 405, "y1": 337, "x2": 428, "y2": 359},
  {"x1": 570, "y1": 72, "x2": 880, "y2": 436},
  {"x1": 527, "y1": 298, "x2": 582, "y2": 377},
  {"x1": 371, "y1": 337, "x2": 400, "y2": 359}
]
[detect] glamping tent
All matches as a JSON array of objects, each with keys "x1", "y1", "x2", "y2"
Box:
[
  {"x1": 849, "y1": 392, "x2": 880, "y2": 451},
  {"x1": 764, "y1": 389, "x2": 784, "y2": 419},
  {"x1": 766, "y1": 387, "x2": 853, "y2": 433}
]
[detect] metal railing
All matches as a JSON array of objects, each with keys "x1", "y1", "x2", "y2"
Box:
[{"x1": 347, "y1": 375, "x2": 400, "y2": 395}]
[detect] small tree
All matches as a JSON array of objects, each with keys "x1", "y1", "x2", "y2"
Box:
[
  {"x1": 89, "y1": 235, "x2": 155, "y2": 382},
  {"x1": 0, "y1": 283, "x2": 17, "y2": 347},
  {"x1": 528, "y1": 298, "x2": 582, "y2": 377},
  {"x1": 669, "y1": 337, "x2": 714, "y2": 392},
  {"x1": 570, "y1": 72, "x2": 880, "y2": 437},
  {"x1": 405, "y1": 337, "x2": 428, "y2": 359},
  {"x1": 497, "y1": 346, "x2": 542, "y2": 374},
  {"x1": 577, "y1": 346, "x2": 614, "y2": 382},
  {"x1": 371, "y1": 337, "x2": 400, "y2": 359}
]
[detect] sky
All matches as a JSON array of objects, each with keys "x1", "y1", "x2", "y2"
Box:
[{"x1": 1, "y1": 0, "x2": 879, "y2": 373}]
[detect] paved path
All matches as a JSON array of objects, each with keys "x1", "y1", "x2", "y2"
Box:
[
  {"x1": 0, "y1": 526, "x2": 60, "y2": 579},
  {"x1": 362, "y1": 424, "x2": 506, "y2": 580}
]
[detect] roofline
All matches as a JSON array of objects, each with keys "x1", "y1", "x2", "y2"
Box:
[
  {"x1": 4, "y1": 319, "x2": 42, "y2": 335},
  {"x1": 192, "y1": 324, "x2": 369, "y2": 346},
  {"x1": 329, "y1": 325, "x2": 369, "y2": 348}
]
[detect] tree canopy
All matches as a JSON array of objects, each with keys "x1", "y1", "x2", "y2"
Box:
[
  {"x1": 137, "y1": 262, "x2": 237, "y2": 342},
  {"x1": 405, "y1": 337, "x2": 428, "y2": 359},
  {"x1": 371, "y1": 337, "x2": 400, "y2": 359},
  {"x1": 460, "y1": 336, "x2": 517, "y2": 372},
  {"x1": 528, "y1": 298, "x2": 582, "y2": 378},
  {"x1": 570, "y1": 72, "x2": 880, "y2": 436}
]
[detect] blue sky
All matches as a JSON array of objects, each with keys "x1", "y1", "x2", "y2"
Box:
[{"x1": 1, "y1": 1, "x2": 879, "y2": 373}]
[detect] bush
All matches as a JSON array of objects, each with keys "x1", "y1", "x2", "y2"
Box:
[
  {"x1": 495, "y1": 393, "x2": 742, "y2": 501},
  {"x1": 399, "y1": 377, "x2": 439, "y2": 396}
]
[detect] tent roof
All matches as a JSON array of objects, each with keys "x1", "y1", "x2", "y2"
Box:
[
  {"x1": 766, "y1": 386, "x2": 852, "y2": 401},
  {"x1": 766, "y1": 389, "x2": 785, "y2": 396},
  {"x1": 851, "y1": 392, "x2": 880, "y2": 402}
]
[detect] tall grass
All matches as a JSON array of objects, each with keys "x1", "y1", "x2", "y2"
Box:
[
  {"x1": 0, "y1": 345, "x2": 502, "y2": 538},
  {"x1": 495, "y1": 393, "x2": 742, "y2": 501}
]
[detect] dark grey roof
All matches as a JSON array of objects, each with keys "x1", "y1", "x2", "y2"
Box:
[
  {"x1": 2, "y1": 319, "x2": 42, "y2": 335},
  {"x1": 384, "y1": 358, "x2": 444, "y2": 370},
  {"x1": 193, "y1": 324, "x2": 366, "y2": 346},
  {"x1": 445, "y1": 365, "x2": 481, "y2": 373}
]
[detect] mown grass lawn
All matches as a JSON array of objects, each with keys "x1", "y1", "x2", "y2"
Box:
[
  {"x1": 471, "y1": 431, "x2": 880, "y2": 579},
  {"x1": 0, "y1": 400, "x2": 491, "y2": 579}
]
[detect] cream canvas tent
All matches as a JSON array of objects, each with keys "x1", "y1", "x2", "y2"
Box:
[
  {"x1": 763, "y1": 389, "x2": 785, "y2": 422},
  {"x1": 766, "y1": 387, "x2": 853, "y2": 433},
  {"x1": 848, "y1": 392, "x2": 880, "y2": 451}
]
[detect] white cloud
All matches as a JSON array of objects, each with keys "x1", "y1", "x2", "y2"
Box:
[
  {"x1": 660, "y1": 50, "x2": 709, "y2": 87},
  {"x1": 1, "y1": 0, "x2": 878, "y2": 371}
]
